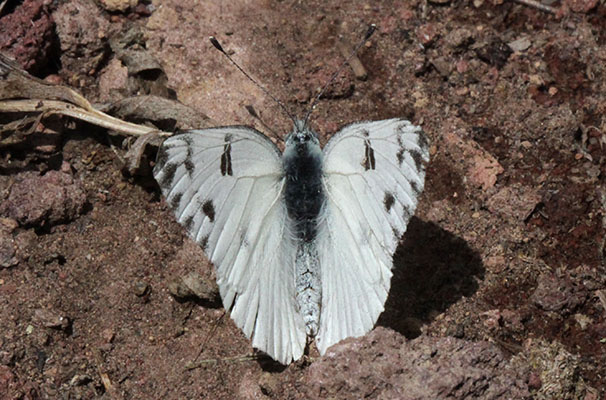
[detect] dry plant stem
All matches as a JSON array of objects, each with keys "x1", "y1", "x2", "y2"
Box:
[
  {"x1": 513, "y1": 0, "x2": 557, "y2": 13},
  {"x1": 337, "y1": 40, "x2": 367, "y2": 80},
  {"x1": 1, "y1": 52, "x2": 172, "y2": 139},
  {"x1": 185, "y1": 354, "x2": 259, "y2": 371},
  {"x1": 0, "y1": 99, "x2": 170, "y2": 137},
  {"x1": 94, "y1": 349, "x2": 123, "y2": 400},
  {"x1": 597, "y1": 290, "x2": 606, "y2": 314},
  {"x1": 0, "y1": 54, "x2": 93, "y2": 110},
  {"x1": 192, "y1": 310, "x2": 226, "y2": 364}
]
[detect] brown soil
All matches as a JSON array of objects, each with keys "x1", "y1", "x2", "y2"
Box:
[{"x1": 1, "y1": 0, "x2": 605, "y2": 398}]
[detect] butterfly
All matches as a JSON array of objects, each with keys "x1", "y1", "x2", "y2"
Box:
[{"x1": 153, "y1": 116, "x2": 429, "y2": 364}]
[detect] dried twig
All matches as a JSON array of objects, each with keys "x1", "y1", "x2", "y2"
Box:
[
  {"x1": 191, "y1": 311, "x2": 226, "y2": 364},
  {"x1": 513, "y1": 0, "x2": 557, "y2": 14},
  {"x1": 596, "y1": 290, "x2": 606, "y2": 314},
  {"x1": 94, "y1": 350, "x2": 123, "y2": 400},
  {"x1": 0, "y1": 52, "x2": 171, "y2": 139},
  {"x1": 337, "y1": 39, "x2": 368, "y2": 81},
  {"x1": 0, "y1": 99, "x2": 166, "y2": 137},
  {"x1": 185, "y1": 354, "x2": 260, "y2": 371}
]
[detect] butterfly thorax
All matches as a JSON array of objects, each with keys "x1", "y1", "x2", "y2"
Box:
[{"x1": 283, "y1": 124, "x2": 325, "y2": 242}]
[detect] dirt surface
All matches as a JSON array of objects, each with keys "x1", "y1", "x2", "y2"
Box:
[{"x1": 1, "y1": 0, "x2": 606, "y2": 398}]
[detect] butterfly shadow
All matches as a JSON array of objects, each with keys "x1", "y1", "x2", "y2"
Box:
[{"x1": 377, "y1": 217, "x2": 485, "y2": 338}]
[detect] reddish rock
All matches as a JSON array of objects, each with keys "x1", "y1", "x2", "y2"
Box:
[
  {"x1": 467, "y1": 153, "x2": 503, "y2": 191},
  {"x1": 0, "y1": 230, "x2": 18, "y2": 268},
  {"x1": 444, "y1": 28, "x2": 473, "y2": 49},
  {"x1": 98, "y1": 57, "x2": 129, "y2": 102},
  {"x1": 511, "y1": 339, "x2": 592, "y2": 399},
  {"x1": 33, "y1": 308, "x2": 70, "y2": 330},
  {"x1": 441, "y1": 121, "x2": 504, "y2": 192},
  {"x1": 481, "y1": 309, "x2": 502, "y2": 330},
  {"x1": 528, "y1": 371, "x2": 542, "y2": 390},
  {"x1": 486, "y1": 185, "x2": 542, "y2": 222},
  {"x1": 417, "y1": 23, "x2": 438, "y2": 46},
  {"x1": 0, "y1": 365, "x2": 15, "y2": 393},
  {"x1": 0, "y1": 0, "x2": 55, "y2": 73},
  {"x1": 1, "y1": 171, "x2": 87, "y2": 228},
  {"x1": 590, "y1": 322, "x2": 606, "y2": 338},
  {"x1": 531, "y1": 271, "x2": 584, "y2": 313},
  {"x1": 53, "y1": 0, "x2": 110, "y2": 85},
  {"x1": 237, "y1": 371, "x2": 267, "y2": 400},
  {"x1": 564, "y1": 0, "x2": 599, "y2": 13},
  {"x1": 304, "y1": 328, "x2": 529, "y2": 399},
  {"x1": 98, "y1": 0, "x2": 138, "y2": 12},
  {"x1": 501, "y1": 309, "x2": 525, "y2": 333},
  {"x1": 291, "y1": 56, "x2": 354, "y2": 103}
]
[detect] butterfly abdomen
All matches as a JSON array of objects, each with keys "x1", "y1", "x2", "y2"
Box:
[{"x1": 294, "y1": 242, "x2": 321, "y2": 336}]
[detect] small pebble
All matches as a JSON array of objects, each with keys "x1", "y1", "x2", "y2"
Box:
[
  {"x1": 70, "y1": 374, "x2": 92, "y2": 386},
  {"x1": 508, "y1": 37, "x2": 531, "y2": 52},
  {"x1": 34, "y1": 309, "x2": 70, "y2": 330},
  {"x1": 168, "y1": 272, "x2": 219, "y2": 302},
  {"x1": 133, "y1": 280, "x2": 150, "y2": 297},
  {"x1": 259, "y1": 372, "x2": 280, "y2": 396}
]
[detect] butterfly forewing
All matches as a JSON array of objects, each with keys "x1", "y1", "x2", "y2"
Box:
[
  {"x1": 316, "y1": 118, "x2": 429, "y2": 354},
  {"x1": 154, "y1": 127, "x2": 307, "y2": 364}
]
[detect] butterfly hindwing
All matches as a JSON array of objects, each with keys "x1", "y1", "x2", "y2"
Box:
[
  {"x1": 316, "y1": 118, "x2": 429, "y2": 354},
  {"x1": 154, "y1": 127, "x2": 307, "y2": 364}
]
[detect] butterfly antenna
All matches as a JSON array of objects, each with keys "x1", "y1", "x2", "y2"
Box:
[
  {"x1": 245, "y1": 105, "x2": 283, "y2": 142},
  {"x1": 302, "y1": 24, "x2": 377, "y2": 127},
  {"x1": 209, "y1": 36, "x2": 297, "y2": 127}
]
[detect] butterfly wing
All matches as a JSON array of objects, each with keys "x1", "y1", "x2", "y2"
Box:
[
  {"x1": 154, "y1": 126, "x2": 306, "y2": 364},
  {"x1": 316, "y1": 118, "x2": 429, "y2": 354}
]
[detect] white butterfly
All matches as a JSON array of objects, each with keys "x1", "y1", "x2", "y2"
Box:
[{"x1": 154, "y1": 117, "x2": 429, "y2": 364}]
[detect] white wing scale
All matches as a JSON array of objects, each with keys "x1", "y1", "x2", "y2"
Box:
[
  {"x1": 154, "y1": 127, "x2": 306, "y2": 364},
  {"x1": 316, "y1": 118, "x2": 429, "y2": 354}
]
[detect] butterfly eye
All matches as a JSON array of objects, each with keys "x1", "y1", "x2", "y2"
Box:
[{"x1": 298, "y1": 134, "x2": 310, "y2": 143}]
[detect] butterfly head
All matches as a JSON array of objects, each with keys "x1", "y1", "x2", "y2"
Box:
[{"x1": 285, "y1": 119, "x2": 320, "y2": 147}]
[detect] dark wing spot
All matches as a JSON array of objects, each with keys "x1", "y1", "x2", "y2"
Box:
[
  {"x1": 361, "y1": 129, "x2": 370, "y2": 137},
  {"x1": 184, "y1": 138, "x2": 195, "y2": 177},
  {"x1": 403, "y1": 205, "x2": 413, "y2": 221},
  {"x1": 202, "y1": 200, "x2": 215, "y2": 222},
  {"x1": 170, "y1": 192, "x2": 183, "y2": 210},
  {"x1": 384, "y1": 192, "x2": 395, "y2": 212},
  {"x1": 182, "y1": 135, "x2": 194, "y2": 146},
  {"x1": 240, "y1": 230, "x2": 249, "y2": 248},
  {"x1": 392, "y1": 226, "x2": 402, "y2": 239},
  {"x1": 158, "y1": 162, "x2": 178, "y2": 190},
  {"x1": 199, "y1": 235, "x2": 209, "y2": 252},
  {"x1": 410, "y1": 149, "x2": 425, "y2": 172},
  {"x1": 396, "y1": 148, "x2": 405, "y2": 166},
  {"x1": 155, "y1": 146, "x2": 169, "y2": 169},
  {"x1": 183, "y1": 215, "x2": 194, "y2": 232},
  {"x1": 220, "y1": 135, "x2": 233, "y2": 176},
  {"x1": 411, "y1": 181, "x2": 421, "y2": 196},
  {"x1": 184, "y1": 159, "x2": 195, "y2": 177},
  {"x1": 417, "y1": 132, "x2": 429, "y2": 151},
  {"x1": 396, "y1": 134, "x2": 406, "y2": 166},
  {"x1": 363, "y1": 139, "x2": 376, "y2": 170}
]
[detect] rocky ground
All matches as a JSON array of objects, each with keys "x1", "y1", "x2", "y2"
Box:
[{"x1": 1, "y1": 0, "x2": 605, "y2": 399}]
